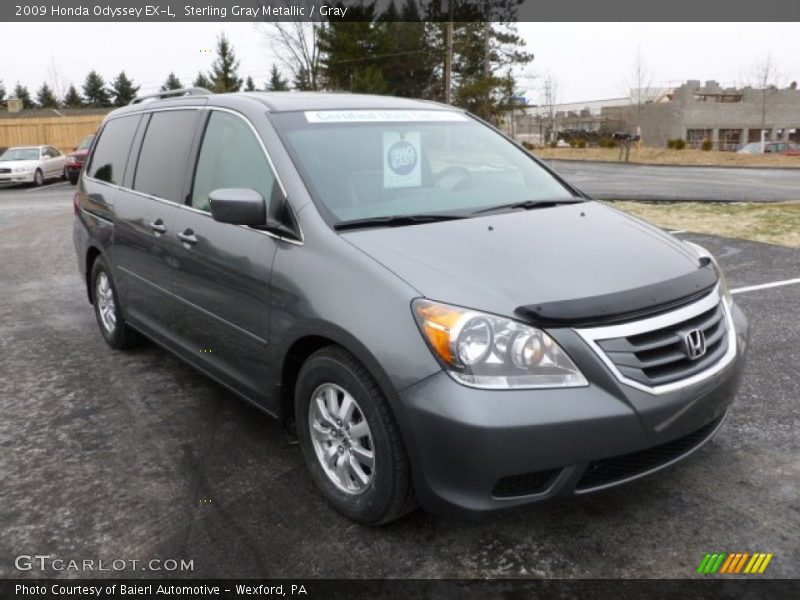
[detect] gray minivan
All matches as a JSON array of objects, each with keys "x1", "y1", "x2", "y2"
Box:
[{"x1": 74, "y1": 89, "x2": 748, "y2": 524}]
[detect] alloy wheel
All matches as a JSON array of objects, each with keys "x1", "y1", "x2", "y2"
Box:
[
  {"x1": 309, "y1": 383, "x2": 375, "y2": 494},
  {"x1": 95, "y1": 272, "x2": 117, "y2": 334}
]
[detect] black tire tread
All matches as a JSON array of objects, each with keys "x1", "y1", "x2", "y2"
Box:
[{"x1": 300, "y1": 346, "x2": 416, "y2": 525}]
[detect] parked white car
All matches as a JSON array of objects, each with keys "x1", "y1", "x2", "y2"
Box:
[{"x1": 0, "y1": 145, "x2": 67, "y2": 186}]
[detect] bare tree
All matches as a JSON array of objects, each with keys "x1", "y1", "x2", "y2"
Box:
[
  {"x1": 47, "y1": 56, "x2": 67, "y2": 102},
  {"x1": 257, "y1": 15, "x2": 324, "y2": 91},
  {"x1": 627, "y1": 47, "x2": 656, "y2": 136},
  {"x1": 749, "y1": 54, "x2": 782, "y2": 150},
  {"x1": 541, "y1": 71, "x2": 559, "y2": 144}
]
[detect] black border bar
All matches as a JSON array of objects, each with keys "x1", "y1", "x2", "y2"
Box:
[
  {"x1": 3, "y1": 0, "x2": 800, "y2": 22},
  {"x1": 2, "y1": 579, "x2": 799, "y2": 599}
]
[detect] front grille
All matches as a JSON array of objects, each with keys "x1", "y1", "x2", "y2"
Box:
[
  {"x1": 596, "y1": 301, "x2": 728, "y2": 387},
  {"x1": 575, "y1": 415, "x2": 723, "y2": 491},
  {"x1": 492, "y1": 468, "x2": 561, "y2": 498},
  {"x1": 0, "y1": 168, "x2": 10, "y2": 174}
]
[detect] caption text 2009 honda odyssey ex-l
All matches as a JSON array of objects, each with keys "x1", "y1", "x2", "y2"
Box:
[{"x1": 73, "y1": 89, "x2": 748, "y2": 524}]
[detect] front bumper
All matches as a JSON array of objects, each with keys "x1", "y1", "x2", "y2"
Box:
[
  {"x1": 396, "y1": 301, "x2": 749, "y2": 516},
  {"x1": 0, "y1": 171, "x2": 35, "y2": 183}
]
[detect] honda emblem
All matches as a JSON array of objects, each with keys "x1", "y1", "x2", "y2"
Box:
[{"x1": 682, "y1": 328, "x2": 707, "y2": 360}]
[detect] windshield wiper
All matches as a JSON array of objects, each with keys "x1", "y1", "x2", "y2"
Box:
[
  {"x1": 472, "y1": 197, "x2": 586, "y2": 215},
  {"x1": 334, "y1": 214, "x2": 468, "y2": 231}
]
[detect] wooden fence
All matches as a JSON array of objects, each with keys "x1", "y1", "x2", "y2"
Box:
[{"x1": 0, "y1": 115, "x2": 105, "y2": 152}]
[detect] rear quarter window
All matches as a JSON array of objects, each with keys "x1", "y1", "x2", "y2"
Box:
[{"x1": 87, "y1": 115, "x2": 141, "y2": 185}]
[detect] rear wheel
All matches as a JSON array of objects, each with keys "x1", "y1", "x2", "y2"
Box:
[
  {"x1": 90, "y1": 256, "x2": 140, "y2": 349},
  {"x1": 295, "y1": 346, "x2": 415, "y2": 525}
]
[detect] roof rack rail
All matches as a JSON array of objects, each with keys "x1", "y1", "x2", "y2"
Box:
[{"x1": 129, "y1": 87, "x2": 213, "y2": 105}]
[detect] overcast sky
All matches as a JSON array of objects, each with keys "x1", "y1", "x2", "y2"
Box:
[{"x1": 1, "y1": 22, "x2": 798, "y2": 104}]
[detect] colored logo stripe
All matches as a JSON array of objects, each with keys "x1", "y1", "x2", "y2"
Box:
[{"x1": 698, "y1": 552, "x2": 773, "y2": 574}]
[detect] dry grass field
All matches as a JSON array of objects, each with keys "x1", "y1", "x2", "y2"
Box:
[
  {"x1": 534, "y1": 147, "x2": 800, "y2": 169},
  {"x1": 609, "y1": 201, "x2": 800, "y2": 248}
]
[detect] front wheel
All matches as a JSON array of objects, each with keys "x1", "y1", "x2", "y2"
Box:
[
  {"x1": 295, "y1": 347, "x2": 415, "y2": 525},
  {"x1": 33, "y1": 169, "x2": 44, "y2": 186}
]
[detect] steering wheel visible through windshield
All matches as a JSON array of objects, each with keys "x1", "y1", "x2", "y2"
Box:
[{"x1": 271, "y1": 110, "x2": 577, "y2": 227}]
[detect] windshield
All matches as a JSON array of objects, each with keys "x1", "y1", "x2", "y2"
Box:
[
  {"x1": 0, "y1": 148, "x2": 40, "y2": 161},
  {"x1": 271, "y1": 110, "x2": 575, "y2": 224},
  {"x1": 740, "y1": 143, "x2": 762, "y2": 154},
  {"x1": 77, "y1": 135, "x2": 94, "y2": 150}
]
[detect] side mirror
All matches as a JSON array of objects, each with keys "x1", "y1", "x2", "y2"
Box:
[{"x1": 209, "y1": 188, "x2": 266, "y2": 226}]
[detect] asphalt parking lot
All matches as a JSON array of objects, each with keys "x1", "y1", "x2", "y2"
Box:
[
  {"x1": 547, "y1": 160, "x2": 800, "y2": 202},
  {"x1": 1, "y1": 182, "x2": 798, "y2": 579}
]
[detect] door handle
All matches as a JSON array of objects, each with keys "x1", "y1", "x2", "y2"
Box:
[
  {"x1": 149, "y1": 220, "x2": 167, "y2": 235},
  {"x1": 177, "y1": 229, "x2": 198, "y2": 246}
]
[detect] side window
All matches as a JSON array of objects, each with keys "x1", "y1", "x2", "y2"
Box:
[
  {"x1": 191, "y1": 111, "x2": 276, "y2": 212},
  {"x1": 87, "y1": 115, "x2": 141, "y2": 185},
  {"x1": 133, "y1": 110, "x2": 198, "y2": 203},
  {"x1": 47, "y1": 146, "x2": 60, "y2": 157}
]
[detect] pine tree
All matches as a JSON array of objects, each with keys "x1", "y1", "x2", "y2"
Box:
[
  {"x1": 193, "y1": 72, "x2": 213, "y2": 90},
  {"x1": 208, "y1": 33, "x2": 243, "y2": 93},
  {"x1": 13, "y1": 83, "x2": 35, "y2": 109},
  {"x1": 293, "y1": 67, "x2": 312, "y2": 91},
  {"x1": 266, "y1": 65, "x2": 289, "y2": 91},
  {"x1": 0, "y1": 80, "x2": 6, "y2": 106},
  {"x1": 63, "y1": 84, "x2": 83, "y2": 107},
  {"x1": 351, "y1": 66, "x2": 387, "y2": 94},
  {"x1": 160, "y1": 72, "x2": 183, "y2": 91},
  {"x1": 36, "y1": 82, "x2": 60, "y2": 108},
  {"x1": 319, "y1": 4, "x2": 382, "y2": 91},
  {"x1": 244, "y1": 76, "x2": 256, "y2": 91},
  {"x1": 82, "y1": 71, "x2": 111, "y2": 107},
  {"x1": 111, "y1": 71, "x2": 140, "y2": 106}
]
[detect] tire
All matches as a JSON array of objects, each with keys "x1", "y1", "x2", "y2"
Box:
[
  {"x1": 295, "y1": 346, "x2": 415, "y2": 525},
  {"x1": 68, "y1": 173, "x2": 78, "y2": 185},
  {"x1": 33, "y1": 169, "x2": 44, "y2": 187},
  {"x1": 90, "y1": 256, "x2": 140, "y2": 350}
]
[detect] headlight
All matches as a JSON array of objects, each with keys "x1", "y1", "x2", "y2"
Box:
[
  {"x1": 684, "y1": 241, "x2": 732, "y2": 306},
  {"x1": 412, "y1": 299, "x2": 587, "y2": 389},
  {"x1": 13, "y1": 167, "x2": 30, "y2": 173},
  {"x1": 66, "y1": 156, "x2": 78, "y2": 165}
]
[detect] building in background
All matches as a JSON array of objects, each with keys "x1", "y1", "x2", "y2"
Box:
[{"x1": 516, "y1": 80, "x2": 800, "y2": 150}]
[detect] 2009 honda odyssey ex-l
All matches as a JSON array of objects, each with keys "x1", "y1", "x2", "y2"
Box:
[{"x1": 74, "y1": 89, "x2": 748, "y2": 524}]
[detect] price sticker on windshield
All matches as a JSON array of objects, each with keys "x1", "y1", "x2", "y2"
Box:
[{"x1": 384, "y1": 131, "x2": 421, "y2": 188}]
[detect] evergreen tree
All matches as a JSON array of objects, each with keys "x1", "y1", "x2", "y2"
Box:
[
  {"x1": 351, "y1": 65, "x2": 387, "y2": 94},
  {"x1": 244, "y1": 76, "x2": 256, "y2": 91},
  {"x1": 111, "y1": 71, "x2": 140, "y2": 106},
  {"x1": 193, "y1": 72, "x2": 213, "y2": 90},
  {"x1": 293, "y1": 67, "x2": 312, "y2": 91},
  {"x1": 160, "y1": 72, "x2": 183, "y2": 91},
  {"x1": 208, "y1": 33, "x2": 243, "y2": 93},
  {"x1": 266, "y1": 65, "x2": 289, "y2": 91},
  {"x1": 13, "y1": 83, "x2": 35, "y2": 109},
  {"x1": 0, "y1": 80, "x2": 6, "y2": 106},
  {"x1": 319, "y1": 4, "x2": 382, "y2": 91},
  {"x1": 63, "y1": 84, "x2": 83, "y2": 107},
  {"x1": 82, "y1": 71, "x2": 112, "y2": 107},
  {"x1": 36, "y1": 82, "x2": 60, "y2": 108},
  {"x1": 378, "y1": 0, "x2": 439, "y2": 98}
]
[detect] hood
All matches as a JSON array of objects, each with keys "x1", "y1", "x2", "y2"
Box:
[
  {"x1": 343, "y1": 201, "x2": 711, "y2": 323},
  {"x1": 68, "y1": 149, "x2": 89, "y2": 160},
  {"x1": 0, "y1": 160, "x2": 38, "y2": 170}
]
